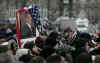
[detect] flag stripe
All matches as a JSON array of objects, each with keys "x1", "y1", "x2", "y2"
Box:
[{"x1": 16, "y1": 12, "x2": 22, "y2": 48}]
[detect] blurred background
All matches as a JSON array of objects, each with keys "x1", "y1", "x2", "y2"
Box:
[{"x1": 0, "y1": 0, "x2": 100, "y2": 35}]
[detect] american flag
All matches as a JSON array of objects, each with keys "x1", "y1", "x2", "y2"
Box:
[
  {"x1": 16, "y1": 4, "x2": 41, "y2": 48},
  {"x1": 28, "y1": 5, "x2": 41, "y2": 30}
]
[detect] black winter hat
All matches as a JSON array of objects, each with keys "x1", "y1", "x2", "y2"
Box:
[
  {"x1": 64, "y1": 27, "x2": 72, "y2": 33},
  {"x1": 79, "y1": 32, "x2": 91, "y2": 40}
]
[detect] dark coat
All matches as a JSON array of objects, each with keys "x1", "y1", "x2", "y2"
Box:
[
  {"x1": 21, "y1": 24, "x2": 36, "y2": 39},
  {"x1": 72, "y1": 48, "x2": 88, "y2": 63}
]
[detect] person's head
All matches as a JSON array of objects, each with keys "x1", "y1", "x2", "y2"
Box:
[
  {"x1": 47, "y1": 55, "x2": 68, "y2": 63},
  {"x1": 25, "y1": 13, "x2": 32, "y2": 24},
  {"x1": 35, "y1": 37, "x2": 45, "y2": 49},
  {"x1": 45, "y1": 37, "x2": 59, "y2": 49},
  {"x1": 75, "y1": 53, "x2": 92, "y2": 63},
  {"x1": 0, "y1": 45, "x2": 8, "y2": 53},
  {"x1": 73, "y1": 38, "x2": 89, "y2": 52},
  {"x1": 79, "y1": 32, "x2": 91, "y2": 40},
  {"x1": 24, "y1": 41, "x2": 40, "y2": 55},
  {"x1": 8, "y1": 39, "x2": 18, "y2": 55},
  {"x1": 64, "y1": 27, "x2": 73, "y2": 36},
  {"x1": 19, "y1": 54, "x2": 32, "y2": 63},
  {"x1": 48, "y1": 31, "x2": 61, "y2": 43},
  {"x1": 0, "y1": 53, "x2": 11, "y2": 63},
  {"x1": 0, "y1": 36, "x2": 6, "y2": 44},
  {"x1": 29, "y1": 56, "x2": 46, "y2": 63},
  {"x1": 48, "y1": 31, "x2": 59, "y2": 39},
  {"x1": 39, "y1": 37, "x2": 59, "y2": 58}
]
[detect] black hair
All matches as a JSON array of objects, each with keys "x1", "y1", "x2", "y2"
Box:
[
  {"x1": 39, "y1": 47, "x2": 56, "y2": 59},
  {"x1": 23, "y1": 41, "x2": 38, "y2": 56},
  {"x1": 73, "y1": 38, "x2": 89, "y2": 48},
  {"x1": 29, "y1": 56, "x2": 46, "y2": 63},
  {"x1": 64, "y1": 27, "x2": 72, "y2": 33},
  {"x1": 47, "y1": 55, "x2": 62, "y2": 63},
  {"x1": 19, "y1": 54, "x2": 32, "y2": 63},
  {"x1": 45, "y1": 37, "x2": 58, "y2": 48},
  {"x1": 79, "y1": 32, "x2": 91, "y2": 40},
  {"x1": 48, "y1": 31, "x2": 59, "y2": 39},
  {"x1": 35, "y1": 37, "x2": 45, "y2": 49},
  {"x1": 0, "y1": 45, "x2": 8, "y2": 53},
  {"x1": 24, "y1": 41, "x2": 35, "y2": 50}
]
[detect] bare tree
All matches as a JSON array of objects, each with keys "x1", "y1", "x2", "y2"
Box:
[
  {"x1": 87, "y1": 0, "x2": 100, "y2": 24},
  {"x1": 47, "y1": 0, "x2": 64, "y2": 21},
  {"x1": 58, "y1": 0, "x2": 64, "y2": 16},
  {"x1": 69, "y1": 0, "x2": 73, "y2": 17}
]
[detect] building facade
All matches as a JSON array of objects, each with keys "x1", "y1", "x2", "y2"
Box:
[
  {"x1": 0, "y1": 0, "x2": 26, "y2": 21},
  {"x1": 0, "y1": 0, "x2": 100, "y2": 23}
]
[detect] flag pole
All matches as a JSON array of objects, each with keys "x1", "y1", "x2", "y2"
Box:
[{"x1": 16, "y1": 11, "x2": 22, "y2": 48}]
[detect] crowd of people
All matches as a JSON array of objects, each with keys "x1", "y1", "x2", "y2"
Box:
[{"x1": 0, "y1": 27, "x2": 100, "y2": 63}]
